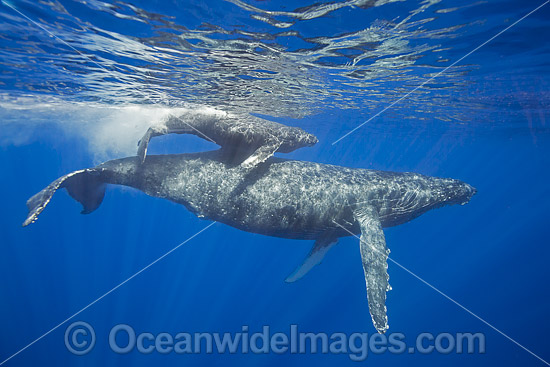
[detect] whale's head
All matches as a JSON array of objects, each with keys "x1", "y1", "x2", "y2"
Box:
[
  {"x1": 294, "y1": 130, "x2": 319, "y2": 147},
  {"x1": 441, "y1": 179, "x2": 477, "y2": 206},
  {"x1": 303, "y1": 132, "x2": 319, "y2": 146}
]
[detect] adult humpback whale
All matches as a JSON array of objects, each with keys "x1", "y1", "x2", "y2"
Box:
[{"x1": 23, "y1": 150, "x2": 475, "y2": 333}]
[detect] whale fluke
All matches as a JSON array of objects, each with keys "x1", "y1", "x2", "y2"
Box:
[{"x1": 23, "y1": 169, "x2": 105, "y2": 227}]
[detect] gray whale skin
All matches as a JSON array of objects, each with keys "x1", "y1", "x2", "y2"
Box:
[{"x1": 23, "y1": 150, "x2": 476, "y2": 333}]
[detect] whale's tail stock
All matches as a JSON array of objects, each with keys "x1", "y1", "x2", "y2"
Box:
[{"x1": 23, "y1": 169, "x2": 107, "y2": 227}]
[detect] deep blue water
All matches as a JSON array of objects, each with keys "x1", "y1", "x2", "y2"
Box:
[{"x1": 1, "y1": 0, "x2": 549, "y2": 366}]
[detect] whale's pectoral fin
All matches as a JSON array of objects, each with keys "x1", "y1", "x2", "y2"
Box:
[
  {"x1": 285, "y1": 234, "x2": 338, "y2": 283},
  {"x1": 23, "y1": 169, "x2": 106, "y2": 227},
  {"x1": 137, "y1": 126, "x2": 168, "y2": 164},
  {"x1": 240, "y1": 139, "x2": 282, "y2": 169},
  {"x1": 137, "y1": 128, "x2": 154, "y2": 164},
  {"x1": 137, "y1": 115, "x2": 219, "y2": 164},
  {"x1": 354, "y1": 206, "x2": 390, "y2": 334}
]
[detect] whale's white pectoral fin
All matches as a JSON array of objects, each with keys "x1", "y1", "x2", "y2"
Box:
[
  {"x1": 240, "y1": 139, "x2": 282, "y2": 169},
  {"x1": 285, "y1": 235, "x2": 338, "y2": 283},
  {"x1": 137, "y1": 114, "x2": 222, "y2": 164},
  {"x1": 354, "y1": 206, "x2": 390, "y2": 334},
  {"x1": 137, "y1": 127, "x2": 155, "y2": 164},
  {"x1": 137, "y1": 125, "x2": 171, "y2": 164}
]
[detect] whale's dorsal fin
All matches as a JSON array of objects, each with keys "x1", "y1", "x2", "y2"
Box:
[
  {"x1": 353, "y1": 206, "x2": 390, "y2": 334},
  {"x1": 285, "y1": 233, "x2": 338, "y2": 283}
]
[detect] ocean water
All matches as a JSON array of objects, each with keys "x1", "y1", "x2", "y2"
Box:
[{"x1": 0, "y1": 0, "x2": 549, "y2": 366}]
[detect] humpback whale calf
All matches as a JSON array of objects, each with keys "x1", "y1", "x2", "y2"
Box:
[
  {"x1": 23, "y1": 150, "x2": 475, "y2": 333},
  {"x1": 137, "y1": 111, "x2": 318, "y2": 168}
]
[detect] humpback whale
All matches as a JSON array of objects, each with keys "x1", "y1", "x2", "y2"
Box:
[
  {"x1": 23, "y1": 151, "x2": 475, "y2": 333},
  {"x1": 137, "y1": 111, "x2": 318, "y2": 168}
]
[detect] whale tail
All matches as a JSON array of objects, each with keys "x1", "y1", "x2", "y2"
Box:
[{"x1": 23, "y1": 169, "x2": 106, "y2": 227}]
